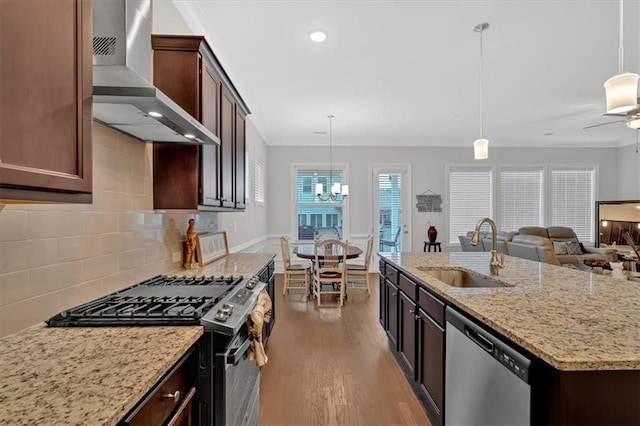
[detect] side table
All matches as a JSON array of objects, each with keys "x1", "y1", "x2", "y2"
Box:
[{"x1": 424, "y1": 241, "x2": 442, "y2": 252}]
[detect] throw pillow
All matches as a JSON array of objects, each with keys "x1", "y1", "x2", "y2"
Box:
[
  {"x1": 566, "y1": 241, "x2": 583, "y2": 255},
  {"x1": 552, "y1": 241, "x2": 569, "y2": 255}
]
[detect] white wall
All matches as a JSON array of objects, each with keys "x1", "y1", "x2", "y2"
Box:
[
  {"x1": 616, "y1": 143, "x2": 640, "y2": 200},
  {"x1": 267, "y1": 145, "x2": 619, "y2": 252},
  {"x1": 218, "y1": 118, "x2": 269, "y2": 252}
]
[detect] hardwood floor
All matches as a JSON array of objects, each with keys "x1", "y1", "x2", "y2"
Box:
[{"x1": 259, "y1": 274, "x2": 431, "y2": 426}]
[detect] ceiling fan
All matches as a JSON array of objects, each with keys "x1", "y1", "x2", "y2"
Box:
[{"x1": 583, "y1": 97, "x2": 640, "y2": 130}]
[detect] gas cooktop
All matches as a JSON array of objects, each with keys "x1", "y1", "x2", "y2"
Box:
[{"x1": 46, "y1": 274, "x2": 265, "y2": 335}]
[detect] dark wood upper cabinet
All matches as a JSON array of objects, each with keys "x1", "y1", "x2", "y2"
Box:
[
  {"x1": 220, "y1": 87, "x2": 235, "y2": 209},
  {"x1": 0, "y1": 0, "x2": 92, "y2": 203},
  {"x1": 151, "y1": 35, "x2": 249, "y2": 211},
  {"x1": 235, "y1": 109, "x2": 247, "y2": 209}
]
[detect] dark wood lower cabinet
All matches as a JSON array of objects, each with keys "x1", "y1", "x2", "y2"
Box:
[
  {"x1": 385, "y1": 280, "x2": 398, "y2": 348},
  {"x1": 399, "y1": 292, "x2": 416, "y2": 377},
  {"x1": 120, "y1": 347, "x2": 197, "y2": 425},
  {"x1": 378, "y1": 274, "x2": 386, "y2": 327},
  {"x1": 417, "y1": 308, "x2": 444, "y2": 425}
]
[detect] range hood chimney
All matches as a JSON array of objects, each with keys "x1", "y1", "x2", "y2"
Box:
[{"x1": 92, "y1": 0, "x2": 218, "y2": 145}]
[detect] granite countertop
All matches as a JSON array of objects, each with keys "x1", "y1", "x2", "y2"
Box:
[
  {"x1": 174, "y1": 253, "x2": 275, "y2": 277},
  {"x1": 0, "y1": 324, "x2": 203, "y2": 425},
  {"x1": 0, "y1": 253, "x2": 275, "y2": 425},
  {"x1": 380, "y1": 252, "x2": 640, "y2": 371}
]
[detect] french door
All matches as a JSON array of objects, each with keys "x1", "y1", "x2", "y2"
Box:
[{"x1": 370, "y1": 164, "x2": 412, "y2": 263}]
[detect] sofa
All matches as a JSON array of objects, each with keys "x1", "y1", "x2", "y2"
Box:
[
  {"x1": 459, "y1": 231, "x2": 517, "y2": 254},
  {"x1": 510, "y1": 226, "x2": 617, "y2": 265},
  {"x1": 459, "y1": 226, "x2": 617, "y2": 265}
]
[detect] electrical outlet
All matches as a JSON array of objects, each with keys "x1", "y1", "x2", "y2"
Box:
[{"x1": 172, "y1": 251, "x2": 181, "y2": 263}]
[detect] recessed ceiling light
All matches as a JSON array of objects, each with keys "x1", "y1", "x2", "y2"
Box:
[
  {"x1": 309, "y1": 30, "x2": 327, "y2": 43},
  {"x1": 148, "y1": 111, "x2": 163, "y2": 118},
  {"x1": 184, "y1": 133, "x2": 195, "y2": 139},
  {"x1": 543, "y1": 132, "x2": 555, "y2": 136}
]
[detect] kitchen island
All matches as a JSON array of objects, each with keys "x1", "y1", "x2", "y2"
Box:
[
  {"x1": 379, "y1": 252, "x2": 640, "y2": 425},
  {"x1": 0, "y1": 253, "x2": 275, "y2": 425}
]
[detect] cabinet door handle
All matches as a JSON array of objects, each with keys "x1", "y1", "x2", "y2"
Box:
[
  {"x1": 164, "y1": 390, "x2": 181, "y2": 403},
  {"x1": 409, "y1": 309, "x2": 415, "y2": 314},
  {"x1": 392, "y1": 292, "x2": 397, "y2": 296}
]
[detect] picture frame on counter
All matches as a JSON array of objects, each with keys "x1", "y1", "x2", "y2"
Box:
[{"x1": 196, "y1": 231, "x2": 229, "y2": 267}]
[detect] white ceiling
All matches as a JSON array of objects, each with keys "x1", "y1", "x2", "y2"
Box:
[{"x1": 160, "y1": 0, "x2": 640, "y2": 149}]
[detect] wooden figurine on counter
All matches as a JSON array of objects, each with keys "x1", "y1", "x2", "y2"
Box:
[{"x1": 184, "y1": 219, "x2": 198, "y2": 269}]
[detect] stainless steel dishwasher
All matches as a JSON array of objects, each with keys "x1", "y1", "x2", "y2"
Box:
[{"x1": 445, "y1": 307, "x2": 531, "y2": 426}]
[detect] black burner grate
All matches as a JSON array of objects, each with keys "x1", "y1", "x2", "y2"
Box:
[{"x1": 46, "y1": 274, "x2": 246, "y2": 327}]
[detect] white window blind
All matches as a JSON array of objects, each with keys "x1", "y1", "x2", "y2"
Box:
[
  {"x1": 499, "y1": 167, "x2": 543, "y2": 232},
  {"x1": 551, "y1": 168, "x2": 595, "y2": 243},
  {"x1": 254, "y1": 159, "x2": 264, "y2": 204},
  {"x1": 295, "y1": 169, "x2": 344, "y2": 240},
  {"x1": 448, "y1": 166, "x2": 493, "y2": 244},
  {"x1": 378, "y1": 173, "x2": 403, "y2": 252}
]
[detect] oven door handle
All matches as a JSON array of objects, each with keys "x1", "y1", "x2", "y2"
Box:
[{"x1": 226, "y1": 336, "x2": 253, "y2": 365}]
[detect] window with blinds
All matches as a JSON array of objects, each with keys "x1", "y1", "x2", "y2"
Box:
[
  {"x1": 254, "y1": 159, "x2": 264, "y2": 204},
  {"x1": 551, "y1": 168, "x2": 595, "y2": 243},
  {"x1": 448, "y1": 166, "x2": 493, "y2": 244},
  {"x1": 499, "y1": 167, "x2": 544, "y2": 231},
  {"x1": 295, "y1": 169, "x2": 344, "y2": 240}
]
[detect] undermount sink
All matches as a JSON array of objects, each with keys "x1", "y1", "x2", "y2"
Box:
[{"x1": 418, "y1": 267, "x2": 509, "y2": 288}]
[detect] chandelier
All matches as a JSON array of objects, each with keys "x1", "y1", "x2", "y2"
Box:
[
  {"x1": 473, "y1": 23, "x2": 490, "y2": 160},
  {"x1": 316, "y1": 115, "x2": 349, "y2": 201}
]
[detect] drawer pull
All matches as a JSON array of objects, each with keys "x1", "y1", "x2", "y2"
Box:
[{"x1": 164, "y1": 390, "x2": 181, "y2": 402}]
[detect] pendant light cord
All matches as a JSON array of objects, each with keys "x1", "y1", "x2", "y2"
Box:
[
  {"x1": 618, "y1": 0, "x2": 624, "y2": 73},
  {"x1": 479, "y1": 28, "x2": 484, "y2": 138},
  {"x1": 328, "y1": 114, "x2": 334, "y2": 188}
]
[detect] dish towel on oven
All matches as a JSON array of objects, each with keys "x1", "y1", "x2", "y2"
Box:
[{"x1": 247, "y1": 289, "x2": 272, "y2": 367}]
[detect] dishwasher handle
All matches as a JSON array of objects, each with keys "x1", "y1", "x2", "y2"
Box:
[{"x1": 465, "y1": 326, "x2": 494, "y2": 353}]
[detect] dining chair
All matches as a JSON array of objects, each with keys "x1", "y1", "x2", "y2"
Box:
[
  {"x1": 313, "y1": 238, "x2": 348, "y2": 307},
  {"x1": 280, "y1": 235, "x2": 311, "y2": 297},
  {"x1": 346, "y1": 235, "x2": 374, "y2": 296},
  {"x1": 380, "y1": 226, "x2": 401, "y2": 252}
]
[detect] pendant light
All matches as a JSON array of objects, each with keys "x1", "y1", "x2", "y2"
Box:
[
  {"x1": 473, "y1": 23, "x2": 489, "y2": 160},
  {"x1": 604, "y1": 0, "x2": 639, "y2": 114},
  {"x1": 316, "y1": 115, "x2": 349, "y2": 201}
]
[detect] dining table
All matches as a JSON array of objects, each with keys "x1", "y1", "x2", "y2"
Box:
[{"x1": 292, "y1": 244, "x2": 363, "y2": 261}]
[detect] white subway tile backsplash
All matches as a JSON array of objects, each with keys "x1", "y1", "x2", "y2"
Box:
[
  {"x1": 102, "y1": 271, "x2": 135, "y2": 294},
  {"x1": 132, "y1": 229, "x2": 163, "y2": 249},
  {"x1": 59, "y1": 235, "x2": 101, "y2": 262},
  {"x1": 29, "y1": 261, "x2": 83, "y2": 297},
  {"x1": 1, "y1": 241, "x2": 30, "y2": 274},
  {"x1": 86, "y1": 213, "x2": 118, "y2": 235},
  {"x1": 0, "y1": 271, "x2": 29, "y2": 305},
  {"x1": 0, "y1": 124, "x2": 220, "y2": 338},
  {"x1": 0, "y1": 292, "x2": 61, "y2": 336},
  {"x1": 27, "y1": 211, "x2": 62, "y2": 239},
  {"x1": 59, "y1": 278, "x2": 105, "y2": 311},
  {"x1": 102, "y1": 232, "x2": 133, "y2": 255},
  {"x1": 0, "y1": 210, "x2": 27, "y2": 242},
  {"x1": 118, "y1": 248, "x2": 146, "y2": 271},
  {"x1": 82, "y1": 254, "x2": 119, "y2": 282},
  {"x1": 119, "y1": 212, "x2": 145, "y2": 232},
  {"x1": 28, "y1": 239, "x2": 60, "y2": 269},
  {"x1": 118, "y1": 174, "x2": 146, "y2": 195}
]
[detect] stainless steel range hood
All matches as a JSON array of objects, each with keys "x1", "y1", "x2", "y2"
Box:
[{"x1": 92, "y1": 0, "x2": 218, "y2": 145}]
